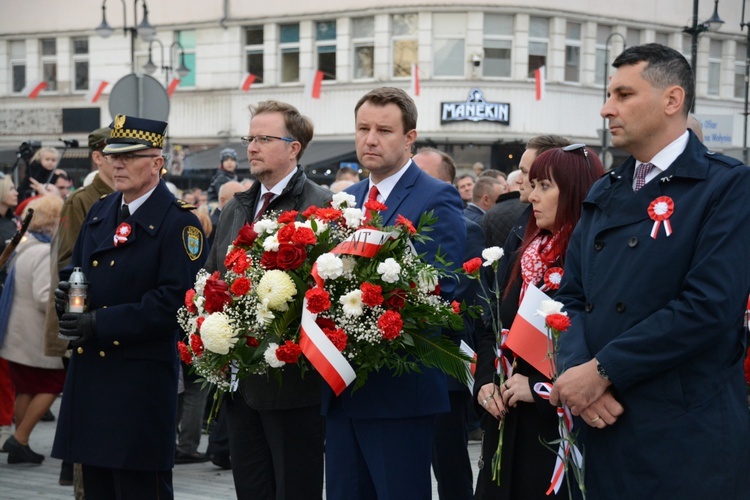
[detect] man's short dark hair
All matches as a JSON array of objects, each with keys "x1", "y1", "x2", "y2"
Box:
[
  {"x1": 415, "y1": 147, "x2": 456, "y2": 182},
  {"x1": 526, "y1": 135, "x2": 572, "y2": 155},
  {"x1": 249, "y1": 100, "x2": 314, "y2": 160},
  {"x1": 355, "y1": 87, "x2": 417, "y2": 134},
  {"x1": 335, "y1": 166, "x2": 359, "y2": 181},
  {"x1": 472, "y1": 176, "x2": 502, "y2": 203},
  {"x1": 612, "y1": 43, "x2": 694, "y2": 117}
]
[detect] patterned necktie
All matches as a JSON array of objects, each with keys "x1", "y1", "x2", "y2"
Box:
[
  {"x1": 254, "y1": 192, "x2": 274, "y2": 221},
  {"x1": 363, "y1": 185, "x2": 379, "y2": 222},
  {"x1": 118, "y1": 204, "x2": 130, "y2": 224},
  {"x1": 634, "y1": 162, "x2": 655, "y2": 191}
]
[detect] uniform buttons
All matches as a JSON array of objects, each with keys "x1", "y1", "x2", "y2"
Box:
[
  {"x1": 99, "y1": 351, "x2": 106, "y2": 357},
  {"x1": 77, "y1": 347, "x2": 84, "y2": 354},
  {"x1": 585, "y1": 302, "x2": 594, "y2": 312},
  {"x1": 615, "y1": 302, "x2": 626, "y2": 312},
  {"x1": 628, "y1": 237, "x2": 638, "y2": 248},
  {"x1": 113, "y1": 340, "x2": 120, "y2": 346},
  {"x1": 92, "y1": 260, "x2": 99, "y2": 267},
  {"x1": 594, "y1": 241, "x2": 604, "y2": 251},
  {"x1": 110, "y1": 260, "x2": 115, "y2": 267}
]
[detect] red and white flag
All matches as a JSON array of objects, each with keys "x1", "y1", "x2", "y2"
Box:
[
  {"x1": 23, "y1": 80, "x2": 47, "y2": 99},
  {"x1": 84, "y1": 80, "x2": 108, "y2": 103},
  {"x1": 411, "y1": 63, "x2": 420, "y2": 96},
  {"x1": 239, "y1": 73, "x2": 256, "y2": 92},
  {"x1": 167, "y1": 78, "x2": 181, "y2": 97},
  {"x1": 460, "y1": 340, "x2": 477, "y2": 393},
  {"x1": 534, "y1": 65, "x2": 545, "y2": 101},
  {"x1": 304, "y1": 69, "x2": 324, "y2": 99},
  {"x1": 505, "y1": 284, "x2": 555, "y2": 378}
]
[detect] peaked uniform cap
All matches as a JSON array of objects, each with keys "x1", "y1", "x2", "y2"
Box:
[{"x1": 103, "y1": 114, "x2": 168, "y2": 154}]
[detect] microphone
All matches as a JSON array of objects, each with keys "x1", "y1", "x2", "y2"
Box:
[{"x1": 60, "y1": 138, "x2": 79, "y2": 148}]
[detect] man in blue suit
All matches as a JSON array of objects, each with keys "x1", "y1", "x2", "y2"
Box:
[
  {"x1": 550, "y1": 44, "x2": 750, "y2": 498},
  {"x1": 323, "y1": 87, "x2": 466, "y2": 500}
]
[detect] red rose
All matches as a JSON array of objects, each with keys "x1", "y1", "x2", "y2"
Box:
[
  {"x1": 233, "y1": 223, "x2": 258, "y2": 247},
  {"x1": 291, "y1": 227, "x2": 317, "y2": 246},
  {"x1": 305, "y1": 287, "x2": 331, "y2": 314},
  {"x1": 395, "y1": 214, "x2": 416, "y2": 234},
  {"x1": 230, "y1": 277, "x2": 251, "y2": 296},
  {"x1": 246, "y1": 336, "x2": 259, "y2": 347},
  {"x1": 275, "y1": 340, "x2": 302, "y2": 364},
  {"x1": 177, "y1": 341, "x2": 192, "y2": 364},
  {"x1": 277, "y1": 224, "x2": 296, "y2": 243},
  {"x1": 451, "y1": 300, "x2": 461, "y2": 314},
  {"x1": 315, "y1": 207, "x2": 343, "y2": 222},
  {"x1": 189, "y1": 333, "x2": 204, "y2": 356},
  {"x1": 203, "y1": 272, "x2": 232, "y2": 313},
  {"x1": 302, "y1": 206, "x2": 318, "y2": 219},
  {"x1": 384, "y1": 289, "x2": 407, "y2": 310},
  {"x1": 316, "y1": 316, "x2": 337, "y2": 331},
  {"x1": 196, "y1": 316, "x2": 205, "y2": 331},
  {"x1": 360, "y1": 282, "x2": 384, "y2": 307},
  {"x1": 546, "y1": 313, "x2": 571, "y2": 332},
  {"x1": 324, "y1": 327, "x2": 347, "y2": 351},
  {"x1": 377, "y1": 310, "x2": 403, "y2": 340},
  {"x1": 184, "y1": 289, "x2": 197, "y2": 314},
  {"x1": 224, "y1": 247, "x2": 247, "y2": 272},
  {"x1": 463, "y1": 257, "x2": 482, "y2": 274},
  {"x1": 276, "y1": 243, "x2": 307, "y2": 270},
  {"x1": 260, "y1": 251, "x2": 279, "y2": 270},
  {"x1": 278, "y1": 210, "x2": 299, "y2": 224}
]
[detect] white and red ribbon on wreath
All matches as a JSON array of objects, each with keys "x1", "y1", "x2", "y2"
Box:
[
  {"x1": 113, "y1": 223, "x2": 131, "y2": 246},
  {"x1": 647, "y1": 196, "x2": 674, "y2": 239},
  {"x1": 533, "y1": 382, "x2": 583, "y2": 496}
]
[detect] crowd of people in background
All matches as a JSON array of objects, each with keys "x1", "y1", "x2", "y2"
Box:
[{"x1": 0, "y1": 42, "x2": 749, "y2": 500}]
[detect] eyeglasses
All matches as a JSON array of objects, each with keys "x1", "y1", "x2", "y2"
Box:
[
  {"x1": 562, "y1": 143, "x2": 592, "y2": 171},
  {"x1": 240, "y1": 135, "x2": 295, "y2": 147},
  {"x1": 103, "y1": 153, "x2": 162, "y2": 165}
]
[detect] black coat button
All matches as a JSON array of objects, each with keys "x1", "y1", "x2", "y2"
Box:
[
  {"x1": 594, "y1": 241, "x2": 604, "y2": 251},
  {"x1": 585, "y1": 302, "x2": 594, "y2": 312},
  {"x1": 616, "y1": 302, "x2": 626, "y2": 312},
  {"x1": 628, "y1": 237, "x2": 638, "y2": 248}
]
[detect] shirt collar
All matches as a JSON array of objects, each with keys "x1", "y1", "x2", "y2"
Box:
[
  {"x1": 121, "y1": 183, "x2": 158, "y2": 215},
  {"x1": 368, "y1": 159, "x2": 412, "y2": 202}
]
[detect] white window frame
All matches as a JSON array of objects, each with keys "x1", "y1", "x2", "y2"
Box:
[
  {"x1": 482, "y1": 13, "x2": 513, "y2": 79},
  {"x1": 352, "y1": 16, "x2": 375, "y2": 80},
  {"x1": 40, "y1": 37, "x2": 57, "y2": 93},
  {"x1": 391, "y1": 13, "x2": 418, "y2": 79},
  {"x1": 527, "y1": 16, "x2": 549, "y2": 78},
  {"x1": 10, "y1": 40, "x2": 26, "y2": 94},
  {"x1": 244, "y1": 25, "x2": 264, "y2": 83},
  {"x1": 432, "y1": 12, "x2": 466, "y2": 78},
  {"x1": 72, "y1": 37, "x2": 89, "y2": 92},
  {"x1": 565, "y1": 21, "x2": 582, "y2": 83},
  {"x1": 707, "y1": 39, "x2": 721, "y2": 96},
  {"x1": 279, "y1": 23, "x2": 300, "y2": 84}
]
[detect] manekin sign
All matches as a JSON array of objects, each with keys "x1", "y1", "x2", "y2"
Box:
[{"x1": 441, "y1": 89, "x2": 510, "y2": 125}]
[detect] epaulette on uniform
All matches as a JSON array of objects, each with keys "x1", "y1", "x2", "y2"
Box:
[
  {"x1": 176, "y1": 199, "x2": 196, "y2": 211},
  {"x1": 705, "y1": 150, "x2": 743, "y2": 168}
]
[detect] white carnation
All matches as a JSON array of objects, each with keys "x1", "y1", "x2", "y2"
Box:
[
  {"x1": 262, "y1": 234, "x2": 280, "y2": 252},
  {"x1": 200, "y1": 312, "x2": 239, "y2": 355},
  {"x1": 316, "y1": 253, "x2": 344, "y2": 280},
  {"x1": 340, "y1": 290, "x2": 364, "y2": 317},
  {"x1": 343, "y1": 207, "x2": 365, "y2": 229},
  {"x1": 340, "y1": 256, "x2": 356, "y2": 277},
  {"x1": 332, "y1": 191, "x2": 357, "y2": 209},
  {"x1": 377, "y1": 258, "x2": 401, "y2": 283},
  {"x1": 256, "y1": 298, "x2": 275, "y2": 324},
  {"x1": 264, "y1": 343, "x2": 285, "y2": 368},
  {"x1": 482, "y1": 246, "x2": 504, "y2": 267},
  {"x1": 254, "y1": 219, "x2": 278, "y2": 235},
  {"x1": 537, "y1": 299, "x2": 566, "y2": 318}
]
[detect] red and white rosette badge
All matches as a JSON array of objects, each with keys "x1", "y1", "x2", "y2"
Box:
[
  {"x1": 647, "y1": 196, "x2": 674, "y2": 239},
  {"x1": 542, "y1": 267, "x2": 564, "y2": 292},
  {"x1": 114, "y1": 222, "x2": 131, "y2": 246}
]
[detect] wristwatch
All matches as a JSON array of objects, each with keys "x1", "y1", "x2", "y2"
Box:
[{"x1": 596, "y1": 360, "x2": 610, "y2": 381}]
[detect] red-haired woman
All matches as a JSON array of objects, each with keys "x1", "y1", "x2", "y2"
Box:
[{"x1": 474, "y1": 145, "x2": 604, "y2": 499}]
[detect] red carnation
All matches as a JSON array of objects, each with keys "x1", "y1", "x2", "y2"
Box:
[
  {"x1": 360, "y1": 282, "x2": 384, "y2": 307},
  {"x1": 316, "y1": 316, "x2": 337, "y2": 331},
  {"x1": 224, "y1": 247, "x2": 247, "y2": 272},
  {"x1": 315, "y1": 207, "x2": 343, "y2": 222},
  {"x1": 302, "y1": 206, "x2": 318, "y2": 219},
  {"x1": 278, "y1": 210, "x2": 299, "y2": 224},
  {"x1": 276, "y1": 243, "x2": 307, "y2": 270},
  {"x1": 189, "y1": 333, "x2": 204, "y2": 356},
  {"x1": 196, "y1": 316, "x2": 205, "y2": 331},
  {"x1": 246, "y1": 336, "x2": 259, "y2": 347},
  {"x1": 203, "y1": 272, "x2": 232, "y2": 313},
  {"x1": 230, "y1": 277, "x2": 251, "y2": 296},
  {"x1": 260, "y1": 251, "x2": 279, "y2": 270},
  {"x1": 364, "y1": 199, "x2": 387, "y2": 213},
  {"x1": 275, "y1": 340, "x2": 303, "y2": 364},
  {"x1": 305, "y1": 287, "x2": 331, "y2": 314},
  {"x1": 277, "y1": 224, "x2": 296, "y2": 243},
  {"x1": 233, "y1": 223, "x2": 258, "y2": 247},
  {"x1": 177, "y1": 341, "x2": 192, "y2": 364},
  {"x1": 184, "y1": 289, "x2": 197, "y2": 314},
  {"x1": 324, "y1": 327, "x2": 348, "y2": 351},
  {"x1": 377, "y1": 310, "x2": 403, "y2": 340},
  {"x1": 233, "y1": 255, "x2": 251, "y2": 274},
  {"x1": 451, "y1": 300, "x2": 461, "y2": 314},
  {"x1": 385, "y1": 290, "x2": 407, "y2": 310},
  {"x1": 463, "y1": 257, "x2": 482, "y2": 275},
  {"x1": 546, "y1": 313, "x2": 571, "y2": 332},
  {"x1": 291, "y1": 226, "x2": 317, "y2": 246},
  {"x1": 395, "y1": 214, "x2": 416, "y2": 234}
]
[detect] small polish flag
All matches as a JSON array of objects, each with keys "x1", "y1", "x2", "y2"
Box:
[
  {"x1": 167, "y1": 78, "x2": 181, "y2": 97},
  {"x1": 505, "y1": 284, "x2": 555, "y2": 379},
  {"x1": 23, "y1": 80, "x2": 47, "y2": 99},
  {"x1": 411, "y1": 63, "x2": 420, "y2": 96},
  {"x1": 239, "y1": 73, "x2": 256, "y2": 92},
  {"x1": 534, "y1": 65, "x2": 545, "y2": 101},
  {"x1": 304, "y1": 69, "x2": 324, "y2": 99},
  {"x1": 459, "y1": 340, "x2": 477, "y2": 393},
  {"x1": 84, "y1": 80, "x2": 109, "y2": 103}
]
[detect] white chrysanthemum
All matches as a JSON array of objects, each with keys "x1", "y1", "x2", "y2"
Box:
[
  {"x1": 256, "y1": 270, "x2": 296, "y2": 311},
  {"x1": 264, "y1": 343, "x2": 285, "y2": 368},
  {"x1": 256, "y1": 298, "x2": 275, "y2": 324},
  {"x1": 254, "y1": 219, "x2": 278, "y2": 235},
  {"x1": 332, "y1": 191, "x2": 357, "y2": 209},
  {"x1": 482, "y1": 246, "x2": 504, "y2": 267},
  {"x1": 377, "y1": 258, "x2": 401, "y2": 283},
  {"x1": 340, "y1": 290, "x2": 364, "y2": 316},
  {"x1": 537, "y1": 299, "x2": 566, "y2": 318},
  {"x1": 200, "y1": 312, "x2": 239, "y2": 355},
  {"x1": 416, "y1": 267, "x2": 439, "y2": 293},
  {"x1": 340, "y1": 256, "x2": 356, "y2": 277},
  {"x1": 316, "y1": 253, "x2": 344, "y2": 280},
  {"x1": 343, "y1": 207, "x2": 365, "y2": 228},
  {"x1": 262, "y1": 234, "x2": 280, "y2": 252}
]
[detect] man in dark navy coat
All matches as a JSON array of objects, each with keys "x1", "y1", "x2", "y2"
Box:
[
  {"x1": 52, "y1": 115, "x2": 206, "y2": 499},
  {"x1": 551, "y1": 44, "x2": 750, "y2": 498}
]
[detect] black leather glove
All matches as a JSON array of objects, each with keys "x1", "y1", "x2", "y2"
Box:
[
  {"x1": 54, "y1": 281, "x2": 70, "y2": 320},
  {"x1": 59, "y1": 311, "x2": 97, "y2": 347}
]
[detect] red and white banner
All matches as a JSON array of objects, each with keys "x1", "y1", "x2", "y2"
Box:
[
  {"x1": 331, "y1": 229, "x2": 397, "y2": 259},
  {"x1": 239, "y1": 73, "x2": 256, "y2": 92},
  {"x1": 167, "y1": 78, "x2": 181, "y2": 97},
  {"x1": 23, "y1": 80, "x2": 47, "y2": 99},
  {"x1": 534, "y1": 65, "x2": 545, "y2": 101},
  {"x1": 505, "y1": 284, "x2": 555, "y2": 378},
  {"x1": 84, "y1": 80, "x2": 108, "y2": 103},
  {"x1": 411, "y1": 63, "x2": 420, "y2": 96},
  {"x1": 304, "y1": 69, "x2": 324, "y2": 99}
]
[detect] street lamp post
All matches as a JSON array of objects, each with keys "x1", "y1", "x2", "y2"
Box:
[
  {"x1": 742, "y1": 0, "x2": 750, "y2": 165},
  {"x1": 143, "y1": 39, "x2": 191, "y2": 86},
  {"x1": 601, "y1": 32, "x2": 626, "y2": 168},
  {"x1": 683, "y1": 0, "x2": 724, "y2": 113},
  {"x1": 95, "y1": 0, "x2": 157, "y2": 73}
]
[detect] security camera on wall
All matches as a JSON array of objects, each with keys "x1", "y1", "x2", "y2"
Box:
[{"x1": 471, "y1": 53, "x2": 483, "y2": 67}]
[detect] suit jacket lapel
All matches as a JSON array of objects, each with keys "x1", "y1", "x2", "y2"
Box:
[{"x1": 380, "y1": 163, "x2": 419, "y2": 225}]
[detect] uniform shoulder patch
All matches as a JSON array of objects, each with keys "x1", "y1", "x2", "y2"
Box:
[
  {"x1": 176, "y1": 199, "x2": 196, "y2": 211},
  {"x1": 182, "y1": 226, "x2": 204, "y2": 261},
  {"x1": 705, "y1": 151, "x2": 743, "y2": 168}
]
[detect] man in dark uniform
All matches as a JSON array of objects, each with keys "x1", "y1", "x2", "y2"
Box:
[
  {"x1": 206, "y1": 100, "x2": 331, "y2": 499},
  {"x1": 51, "y1": 115, "x2": 206, "y2": 500}
]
